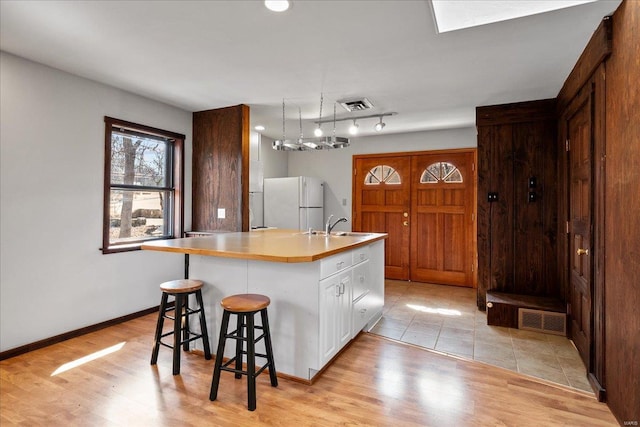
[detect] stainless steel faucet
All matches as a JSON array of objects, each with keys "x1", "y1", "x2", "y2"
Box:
[{"x1": 325, "y1": 214, "x2": 348, "y2": 235}]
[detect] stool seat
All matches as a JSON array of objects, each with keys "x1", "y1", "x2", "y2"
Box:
[
  {"x1": 221, "y1": 294, "x2": 270, "y2": 312},
  {"x1": 160, "y1": 279, "x2": 203, "y2": 294}
]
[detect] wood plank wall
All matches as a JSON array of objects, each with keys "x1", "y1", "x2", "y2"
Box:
[
  {"x1": 476, "y1": 100, "x2": 557, "y2": 309},
  {"x1": 192, "y1": 104, "x2": 250, "y2": 232},
  {"x1": 603, "y1": 1, "x2": 640, "y2": 423}
]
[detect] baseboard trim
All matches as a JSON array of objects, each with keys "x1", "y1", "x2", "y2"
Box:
[{"x1": 0, "y1": 305, "x2": 162, "y2": 361}]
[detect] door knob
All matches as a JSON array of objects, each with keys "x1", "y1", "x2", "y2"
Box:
[
  {"x1": 576, "y1": 248, "x2": 589, "y2": 256},
  {"x1": 403, "y1": 221, "x2": 409, "y2": 226}
]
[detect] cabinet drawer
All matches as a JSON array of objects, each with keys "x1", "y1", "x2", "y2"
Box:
[
  {"x1": 320, "y1": 252, "x2": 352, "y2": 279},
  {"x1": 352, "y1": 260, "x2": 369, "y2": 301},
  {"x1": 352, "y1": 292, "x2": 375, "y2": 337},
  {"x1": 351, "y1": 246, "x2": 370, "y2": 265}
]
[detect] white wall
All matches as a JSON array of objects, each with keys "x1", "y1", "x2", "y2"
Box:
[
  {"x1": 285, "y1": 128, "x2": 477, "y2": 232},
  {"x1": 0, "y1": 52, "x2": 192, "y2": 352}
]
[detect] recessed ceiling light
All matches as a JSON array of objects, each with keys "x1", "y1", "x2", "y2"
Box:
[
  {"x1": 431, "y1": 0, "x2": 597, "y2": 33},
  {"x1": 254, "y1": 125, "x2": 265, "y2": 131},
  {"x1": 265, "y1": 1, "x2": 290, "y2": 12}
]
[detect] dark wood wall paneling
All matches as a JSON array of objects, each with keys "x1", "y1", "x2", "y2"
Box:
[
  {"x1": 192, "y1": 105, "x2": 250, "y2": 232},
  {"x1": 476, "y1": 100, "x2": 557, "y2": 309},
  {"x1": 603, "y1": 1, "x2": 640, "y2": 422}
]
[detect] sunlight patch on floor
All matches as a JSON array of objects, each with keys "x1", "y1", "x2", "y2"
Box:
[
  {"x1": 51, "y1": 342, "x2": 126, "y2": 376},
  {"x1": 406, "y1": 304, "x2": 462, "y2": 316}
]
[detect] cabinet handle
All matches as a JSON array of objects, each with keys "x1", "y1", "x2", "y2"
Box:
[
  {"x1": 576, "y1": 248, "x2": 589, "y2": 256},
  {"x1": 403, "y1": 221, "x2": 409, "y2": 226},
  {"x1": 359, "y1": 276, "x2": 365, "y2": 283},
  {"x1": 336, "y1": 261, "x2": 344, "y2": 269},
  {"x1": 360, "y1": 253, "x2": 365, "y2": 261}
]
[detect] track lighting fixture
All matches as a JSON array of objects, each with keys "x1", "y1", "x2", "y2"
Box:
[
  {"x1": 272, "y1": 97, "x2": 350, "y2": 151},
  {"x1": 314, "y1": 93, "x2": 324, "y2": 137},
  {"x1": 374, "y1": 116, "x2": 386, "y2": 132},
  {"x1": 349, "y1": 120, "x2": 359, "y2": 135}
]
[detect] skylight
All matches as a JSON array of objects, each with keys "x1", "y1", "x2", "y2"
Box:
[{"x1": 431, "y1": 0, "x2": 597, "y2": 33}]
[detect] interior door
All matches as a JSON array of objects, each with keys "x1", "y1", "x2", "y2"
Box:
[
  {"x1": 568, "y1": 97, "x2": 592, "y2": 367},
  {"x1": 353, "y1": 157, "x2": 411, "y2": 280},
  {"x1": 411, "y1": 152, "x2": 475, "y2": 286}
]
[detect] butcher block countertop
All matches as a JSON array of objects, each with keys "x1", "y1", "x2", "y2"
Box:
[{"x1": 142, "y1": 228, "x2": 387, "y2": 263}]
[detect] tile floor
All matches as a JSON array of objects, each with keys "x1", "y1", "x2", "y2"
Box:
[{"x1": 369, "y1": 280, "x2": 593, "y2": 393}]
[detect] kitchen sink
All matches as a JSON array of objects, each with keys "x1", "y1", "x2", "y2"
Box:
[{"x1": 298, "y1": 231, "x2": 374, "y2": 237}]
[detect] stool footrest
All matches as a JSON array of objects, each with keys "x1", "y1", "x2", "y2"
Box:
[{"x1": 220, "y1": 357, "x2": 271, "y2": 378}]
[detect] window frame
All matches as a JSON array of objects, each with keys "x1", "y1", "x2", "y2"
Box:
[{"x1": 102, "y1": 116, "x2": 185, "y2": 254}]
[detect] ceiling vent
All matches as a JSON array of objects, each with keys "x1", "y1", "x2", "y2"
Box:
[{"x1": 338, "y1": 97, "x2": 374, "y2": 112}]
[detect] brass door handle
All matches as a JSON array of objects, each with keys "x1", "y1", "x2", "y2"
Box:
[
  {"x1": 403, "y1": 221, "x2": 409, "y2": 226},
  {"x1": 576, "y1": 248, "x2": 589, "y2": 256}
]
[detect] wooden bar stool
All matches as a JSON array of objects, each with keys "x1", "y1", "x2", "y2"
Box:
[
  {"x1": 209, "y1": 294, "x2": 278, "y2": 411},
  {"x1": 150, "y1": 279, "x2": 211, "y2": 375}
]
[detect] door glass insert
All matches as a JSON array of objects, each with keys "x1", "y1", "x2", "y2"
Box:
[
  {"x1": 420, "y1": 162, "x2": 463, "y2": 183},
  {"x1": 365, "y1": 165, "x2": 401, "y2": 185}
]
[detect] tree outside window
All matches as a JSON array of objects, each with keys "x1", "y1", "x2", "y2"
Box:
[{"x1": 102, "y1": 117, "x2": 184, "y2": 254}]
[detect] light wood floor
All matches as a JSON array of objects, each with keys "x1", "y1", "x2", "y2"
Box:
[{"x1": 0, "y1": 313, "x2": 617, "y2": 426}]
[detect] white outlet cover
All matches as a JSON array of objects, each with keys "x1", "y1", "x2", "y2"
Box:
[{"x1": 217, "y1": 208, "x2": 226, "y2": 219}]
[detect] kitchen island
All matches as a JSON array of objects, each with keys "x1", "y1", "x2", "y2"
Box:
[{"x1": 142, "y1": 228, "x2": 386, "y2": 382}]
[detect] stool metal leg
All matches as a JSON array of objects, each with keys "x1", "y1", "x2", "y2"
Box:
[
  {"x1": 172, "y1": 294, "x2": 183, "y2": 375},
  {"x1": 151, "y1": 292, "x2": 169, "y2": 365},
  {"x1": 234, "y1": 313, "x2": 244, "y2": 379},
  {"x1": 246, "y1": 312, "x2": 256, "y2": 411},
  {"x1": 182, "y1": 294, "x2": 190, "y2": 352},
  {"x1": 195, "y1": 290, "x2": 212, "y2": 360},
  {"x1": 260, "y1": 308, "x2": 278, "y2": 387},
  {"x1": 209, "y1": 310, "x2": 230, "y2": 401}
]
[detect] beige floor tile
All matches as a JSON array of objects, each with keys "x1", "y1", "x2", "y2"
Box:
[
  {"x1": 405, "y1": 320, "x2": 442, "y2": 335},
  {"x1": 474, "y1": 340, "x2": 515, "y2": 360},
  {"x1": 438, "y1": 326, "x2": 475, "y2": 341},
  {"x1": 400, "y1": 331, "x2": 438, "y2": 349},
  {"x1": 369, "y1": 324, "x2": 404, "y2": 340},
  {"x1": 474, "y1": 355, "x2": 518, "y2": 371},
  {"x1": 435, "y1": 336, "x2": 474, "y2": 358}
]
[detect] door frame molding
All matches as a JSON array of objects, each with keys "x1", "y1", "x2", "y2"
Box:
[{"x1": 352, "y1": 148, "x2": 477, "y2": 288}]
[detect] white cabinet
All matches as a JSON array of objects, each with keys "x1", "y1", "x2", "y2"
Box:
[{"x1": 318, "y1": 270, "x2": 351, "y2": 366}]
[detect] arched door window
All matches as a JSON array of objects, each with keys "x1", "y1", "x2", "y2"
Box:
[
  {"x1": 364, "y1": 165, "x2": 401, "y2": 185},
  {"x1": 420, "y1": 161, "x2": 463, "y2": 183}
]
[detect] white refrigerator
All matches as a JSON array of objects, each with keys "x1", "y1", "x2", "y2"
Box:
[{"x1": 263, "y1": 176, "x2": 324, "y2": 231}]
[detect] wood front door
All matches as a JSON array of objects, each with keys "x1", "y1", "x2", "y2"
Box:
[
  {"x1": 410, "y1": 152, "x2": 475, "y2": 286},
  {"x1": 568, "y1": 97, "x2": 592, "y2": 367},
  {"x1": 353, "y1": 156, "x2": 411, "y2": 280},
  {"x1": 353, "y1": 150, "x2": 476, "y2": 287}
]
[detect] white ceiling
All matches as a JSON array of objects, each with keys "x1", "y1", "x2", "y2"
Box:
[{"x1": 0, "y1": 0, "x2": 621, "y2": 140}]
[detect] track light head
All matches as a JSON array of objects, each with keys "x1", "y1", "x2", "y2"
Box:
[
  {"x1": 374, "y1": 117, "x2": 386, "y2": 132},
  {"x1": 349, "y1": 120, "x2": 359, "y2": 135},
  {"x1": 314, "y1": 126, "x2": 323, "y2": 137}
]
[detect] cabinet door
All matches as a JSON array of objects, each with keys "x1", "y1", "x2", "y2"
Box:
[
  {"x1": 319, "y1": 274, "x2": 340, "y2": 364},
  {"x1": 319, "y1": 270, "x2": 351, "y2": 366},
  {"x1": 337, "y1": 274, "x2": 351, "y2": 348}
]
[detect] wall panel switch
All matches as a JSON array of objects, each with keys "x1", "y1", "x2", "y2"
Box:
[{"x1": 217, "y1": 208, "x2": 226, "y2": 219}]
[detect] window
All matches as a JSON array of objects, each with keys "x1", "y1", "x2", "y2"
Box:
[
  {"x1": 364, "y1": 165, "x2": 401, "y2": 185},
  {"x1": 420, "y1": 161, "x2": 463, "y2": 184},
  {"x1": 102, "y1": 117, "x2": 184, "y2": 254}
]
